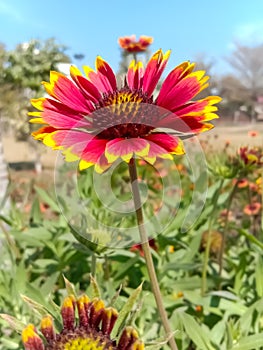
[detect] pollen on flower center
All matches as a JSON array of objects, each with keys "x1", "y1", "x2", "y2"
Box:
[
  {"x1": 49, "y1": 329, "x2": 115, "y2": 350},
  {"x1": 99, "y1": 87, "x2": 153, "y2": 107},
  {"x1": 92, "y1": 87, "x2": 155, "y2": 139}
]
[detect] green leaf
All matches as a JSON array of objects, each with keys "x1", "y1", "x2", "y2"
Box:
[
  {"x1": 21, "y1": 294, "x2": 48, "y2": 317},
  {"x1": 0, "y1": 338, "x2": 20, "y2": 349},
  {"x1": 0, "y1": 213, "x2": 12, "y2": 226},
  {"x1": 178, "y1": 312, "x2": 214, "y2": 350},
  {"x1": 231, "y1": 333, "x2": 263, "y2": 350},
  {"x1": 210, "y1": 320, "x2": 226, "y2": 346},
  {"x1": 12, "y1": 227, "x2": 53, "y2": 247},
  {"x1": 30, "y1": 197, "x2": 42, "y2": 223},
  {"x1": 145, "y1": 332, "x2": 179, "y2": 350},
  {"x1": 239, "y1": 298, "x2": 263, "y2": 335},
  {"x1": 255, "y1": 255, "x2": 263, "y2": 297},
  {"x1": 34, "y1": 186, "x2": 60, "y2": 213}
]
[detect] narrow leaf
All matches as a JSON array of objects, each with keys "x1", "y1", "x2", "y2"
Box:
[
  {"x1": 63, "y1": 275, "x2": 77, "y2": 298},
  {"x1": 90, "y1": 275, "x2": 101, "y2": 298},
  {"x1": 0, "y1": 314, "x2": 25, "y2": 333},
  {"x1": 111, "y1": 283, "x2": 143, "y2": 339}
]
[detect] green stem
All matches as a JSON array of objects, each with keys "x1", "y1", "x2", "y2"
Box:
[
  {"x1": 104, "y1": 254, "x2": 110, "y2": 281},
  {"x1": 91, "y1": 253, "x2": 97, "y2": 277},
  {"x1": 201, "y1": 218, "x2": 213, "y2": 296},
  {"x1": 218, "y1": 180, "x2": 238, "y2": 277},
  {"x1": 128, "y1": 158, "x2": 178, "y2": 350},
  {"x1": 201, "y1": 179, "x2": 224, "y2": 296}
]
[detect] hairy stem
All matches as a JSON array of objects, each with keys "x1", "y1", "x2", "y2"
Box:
[{"x1": 128, "y1": 158, "x2": 178, "y2": 350}]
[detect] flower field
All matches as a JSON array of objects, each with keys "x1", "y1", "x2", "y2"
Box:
[
  {"x1": 0, "y1": 127, "x2": 262, "y2": 349},
  {"x1": 0, "y1": 34, "x2": 263, "y2": 350}
]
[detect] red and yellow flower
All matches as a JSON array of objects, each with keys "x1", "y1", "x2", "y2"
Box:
[
  {"x1": 22, "y1": 294, "x2": 144, "y2": 350},
  {"x1": 239, "y1": 147, "x2": 263, "y2": 166},
  {"x1": 118, "y1": 35, "x2": 153, "y2": 52},
  {"x1": 30, "y1": 49, "x2": 221, "y2": 173}
]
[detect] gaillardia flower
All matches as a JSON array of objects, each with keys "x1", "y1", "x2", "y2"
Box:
[
  {"x1": 118, "y1": 35, "x2": 153, "y2": 53},
  {"x1": 30, "y1": 49, "x2": 221, "y2": 173},
  {"x1": 22, "y1": 294, "x2": 144, "y2": 350},
  {"x1": 239, "y1": 146, "x2": 263, "y2": 167}
]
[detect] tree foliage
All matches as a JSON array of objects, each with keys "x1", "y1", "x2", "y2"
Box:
[
  {"x1": 226, "y1": 42, "x2": 263, "y2": 96},
  {"x1": 0, "y1": 38, "x2": 71, "y2": 140},
  {"x1": 3, "y1": 38, "x2": 70, "y2": 95},
  {"x1": 219, "y1": 42, "x2": 263, "y2": 121}
]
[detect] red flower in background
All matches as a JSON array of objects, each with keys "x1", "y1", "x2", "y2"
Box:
[
  {"x1": 118, "y1": 35, "x2": 153, "y2": 53},
  {"x1": 30, "y1": 50, "x2": 221, "y2": 173},
  {"x1": 248, "y1": 130, "x2": 259, "y2": 137},
  {"x1": 239, "y1": 147, "x2": 263, "y2": 166},
  {"x1": 130, "y1": 238, "x2": 157, "y2": 257},
  {"x1": 243, "y1": 202, "x2": 261, "y2": 216}
]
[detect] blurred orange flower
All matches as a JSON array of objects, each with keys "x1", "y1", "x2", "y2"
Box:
[
  {"x1": 243, "y1": 202, "x2": 261, "y2": 216},
  {"x1": 248, "y1": 130, "x2": 259, "y2": 137},
  {"x1": 118, "y1": 35, "x2": 153, "y2": 52},
  {"x1": 234, "y1": 178, "x2": 249, "y2": 188}
]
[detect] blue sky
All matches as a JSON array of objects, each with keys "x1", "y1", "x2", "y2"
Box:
[{"x1": 1, "y1": 0, "x2": 263, "y2": 74}]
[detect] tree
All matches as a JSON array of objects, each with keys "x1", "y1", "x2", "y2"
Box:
[
  {"x1": 4, "y1": 38, "x2": 70, "y2": 94},
  {"x1": 193, "y1": 53, "x2": 219, "y2": 99},
  {"x1": 0, "y1": 38, "x2": 71, "y2": 172},
  {"x1": 0, "y1": 44, "x2": 10, "y2": 210},
  {"x1": 225, "y1": 42, "x2": 263, "y2": 122},
  {"x1": 1, "y1": 38, "x2": 71, "y2": 140}
]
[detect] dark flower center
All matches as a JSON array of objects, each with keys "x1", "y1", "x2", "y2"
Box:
[
  {"x1": 92, "y1": 87, "x2": 156, "y2": 139},
  {"x1": 47, "y1": 328, "x2": 116, "y2": 350}
]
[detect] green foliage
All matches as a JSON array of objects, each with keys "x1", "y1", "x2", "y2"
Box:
[
  {"x1": 3, "y1": 38, "x2": 70, "y2": 94},
  {"x1": 0, "y1": 145, "x2": 262, "y2": 349},
  {"x1": 0, "y1": 38, "x2": 70, "y2": 140}
]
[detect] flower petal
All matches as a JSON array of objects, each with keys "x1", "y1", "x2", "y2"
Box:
[
  {"x1": 42, "y1": 71, "x2": 93, "y2": 113},
  {"x1": 30, "y1": 98, "x2": 92, "y2": 129},
  {"x1": 157, "y1": 61, "x2": 195, "y2": 105},
  {"x1": 41, "y1": 109, "x2": 91, "y2": 129},
  {"x1": 96, "y1": 56, "x2": 117, "y2": 91},
  {"x1": 174, "y1": 96, "x2": 222, "y2": 117},
  {"x1": 70, "y1": 66, "x2": 101, "y2": 103},
  {"x1": 22, "y1": 324, "x2": 45, "y2": 350},
  {"x1": 83, "y1": 64, "x2": 113, "y2": 94},
  {"x1": 145, "y1": 133, "x2": 185, "y2": 156},
  {"x1": 157, "y1": 71, "x2": 209, "y2": 111},
  {"x1": 142, "y1": 49, "x2": 170, "y2": 96},
  {"x1": 156, "y1": 114, "x2": 215, "y2": 133},
  {"x1": 32, "y1": 126, "x2": 58, "y2": 142},
  {"x1": 127, "y1": 60, "x2": 144, "y2": 90},
  {"x1": 105, "y1": 138, "x2": 150, "y2": 163}
]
